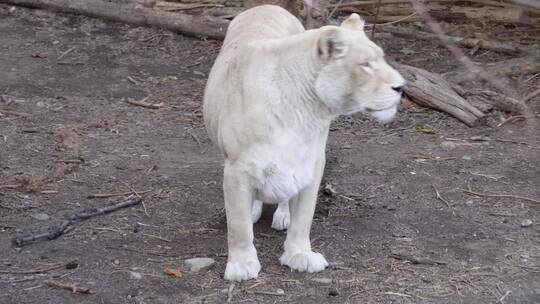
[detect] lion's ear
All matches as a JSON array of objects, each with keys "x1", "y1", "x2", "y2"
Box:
[
  {"x1": 317, "y1": 28, "x2": 348, "y2": 61},
  {"x1": 341, "y1": 13, "x2": 365, "y2": 31}
]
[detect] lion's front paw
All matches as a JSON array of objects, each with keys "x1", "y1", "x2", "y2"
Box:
[
  {"x1": 224, "y1": 259, "x2": 261, "y2": 282},
  {"x1": 271, "y1": 207, "x2": 290, "y2": 230},
  {"x1": 280, "y1": 251, "x2": 328, "y2": 273}
]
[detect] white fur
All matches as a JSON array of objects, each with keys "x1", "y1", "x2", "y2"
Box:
[
  {"x1": 251, "y1": 200, "x2": 263, "y2": 223},
  {"x1": 271, "y1": 201, "x2": 290, "y2": 230},
  {"x1": 203, "y1": 5, "x2": 404, "y2": 281}
]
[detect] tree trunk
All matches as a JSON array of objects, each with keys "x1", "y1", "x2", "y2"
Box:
[{"x1": 0, "y1": 0, "x2": 228, "y2": 39}]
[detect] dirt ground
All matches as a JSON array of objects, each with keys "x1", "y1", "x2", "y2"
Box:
[{"x1": 1, "y1": 3, "x2": 539, "y2": 304}]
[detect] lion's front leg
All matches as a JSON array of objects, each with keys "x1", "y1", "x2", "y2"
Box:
[
  {"x1": 279, "y1": 156, "x2": 328, "y2": 273},
  {"x1": 223, "y1": 162, "x2": 261, "y2": 281}
]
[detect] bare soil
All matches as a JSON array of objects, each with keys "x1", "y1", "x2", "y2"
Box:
[{"x1": 1, "y1": 4, "x2": 539, "y2": 304}]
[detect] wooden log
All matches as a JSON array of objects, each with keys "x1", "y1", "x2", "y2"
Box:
[
  {"x1": 465, "y1": 90, "x2": 527, "y2": 114},
  {"x1": 446, "y1": 52, "x2": 540, "y2": 83},
  {"x1": 0, "y1": 0, "x2": 228, "y2": 39},
  {"x1": 382, "y1": 25, "x2": 528, "y2": 55},
  {"x1": 450, "y1": 6, "x2": 530, "y2": 24},
  {"x1": 393, "y1": 63, "x2": 485, "y2": 127},
  {"x1": 332, "y1": 0, "x2": 540, "y2": 14}
]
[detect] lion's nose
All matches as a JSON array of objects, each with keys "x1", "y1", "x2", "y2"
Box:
[{"x1": 392, "y1": 86, "x2": 403, "y2": 93}]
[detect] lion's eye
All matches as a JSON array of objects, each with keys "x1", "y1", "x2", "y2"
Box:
[
  {"x1": 358, "y1": 62, "x2": 372, "y2": 68},
  {"x1": 359, "y1": 62, "x2": 374, "y2": 74}
]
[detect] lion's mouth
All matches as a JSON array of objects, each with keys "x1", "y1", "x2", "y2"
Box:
[{"x1": 371, "y1": 106, "x2": 398, "y2": 123}]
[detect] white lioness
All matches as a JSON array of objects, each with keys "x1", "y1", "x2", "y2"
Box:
[{"x1": 204, "y1": 5, "x2": 404, "y2": 281}]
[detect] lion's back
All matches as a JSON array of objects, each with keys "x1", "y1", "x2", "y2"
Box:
[
  {"x1": 203, "y1": 5, "x2": 304, "y2": 153},
  {"x1": 224, "y1": 5, "x2": 304, "y2": 47}
]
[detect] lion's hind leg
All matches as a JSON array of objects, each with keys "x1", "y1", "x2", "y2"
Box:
[{"x1": 271, "y1": 200, "x2": 290, "y2": 230}]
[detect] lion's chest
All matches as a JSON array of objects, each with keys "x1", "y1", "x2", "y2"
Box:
[{"x1": 247, "y1": 135, "x2": 321, "y2": 204}]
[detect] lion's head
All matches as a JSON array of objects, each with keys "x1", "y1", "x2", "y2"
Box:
[{"x1": 314, "y1": 14, "x2": 405, "y2": 123}]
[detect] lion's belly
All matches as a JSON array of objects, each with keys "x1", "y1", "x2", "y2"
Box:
[{"x1": 247, "y1": 142, "x2": 319, "y2": 204}]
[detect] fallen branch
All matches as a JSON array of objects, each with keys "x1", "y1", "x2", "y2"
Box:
[
  {"x1": 253, "y1": 289, "x2": 286, "y2": 296},
  {"x1": 382, "y1": 25, "x2": 528, "y2": 55},
  {"x1": 389, "y1": 251, "x2": 447, "y2": 265},
  {"x1": 332, "y1": 0, "x2": 540, "y2": 14},
  {"x1": 154, "y1": 1, "x2": 221, "y2": 12},
  {"x1": 394, "y1": 63, "x2": 485, "y2": 127},
  {"x1": 447, "y1": 52, "x2": 540, "y2": 83},
  {"x1": 497, "y1": 114, "x2": 540, "y2": 127},
  {"x1": 461, "y1": 189, "x2": 540, "y2": 204},
  {"x1": 227, "y1": 283, "x2": 235, "y2": 302},
  {"x1": 0, "y1": 260, "x2": 75, "y2": 274},
  {"x1": 126, "y1": 97, "x2": 164, "y2": 109},
  {"x1": 463, "y1": 90, "x2": 527, "y2": 114},
  {"x1": 0, "y1": 110, "x2": 31, "y2": 118},
  {"x1": 0, "y1": 184, "x2": 20, "y2": 189},
  {"x1": 432, "y1": 185, "x2": 453, "y2": 214},
  {"x1": 380, "y1": 291, "x2": 413, "y2": 298},
  {"x1": 87, "y1": 189, "x2": 151, "y2": 199},
  {"x1": 0, "y1": 0, "x2": 228, "y2": 39},
  {"x1": 45, "y1": 280, "x2": 92, "y2": 294},
  {"x1": 12, "y1": 196, "x2": 142, "y2": 247}
]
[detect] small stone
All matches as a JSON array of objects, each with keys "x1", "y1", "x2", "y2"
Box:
[
  {"x1": 462, "y1": 155, "x2": 472, "y2": 160},
  {"x1": 113, "y1": 259, "x2": 120, "y2": 265},
  {"x1": 31, "y1": 213, "x2": 49, "y2": 221},
  {"x1": 184, "y1": 257, "x2": 215, "y2": 272},
  {"x1": 521, "y1": 219, "x2": 533, "y2": 227},
  {"x1": 65, "y1": 262, "x2": 78, "y2": 269},
  {"x1": 465, "y1": 200, "x2": 474, "y2": 206},
  {"x1": 440, "y1": 141, "x2": 457, "y2": 149},
  {"x1": 275, "y1": 288, "x2": 285, "y2": 295},
  {"x1": 130, "y1": 272, "x2": 142, "y2": 280},
  {"x1": 311, "y1": 277, "x2": 332, "y2": 284},
  {"x1": 328, "y1": 289, "x2": 339, "y2": 296},
  {"x1": 36, "y1": 101, "x2": 46, "y2": 108}
]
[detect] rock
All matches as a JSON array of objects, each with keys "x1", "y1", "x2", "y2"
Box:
[
  {"x1": 130, "y1": 272, "x2": 142, "y2": 280},
  {"x1": 31, "y1": 213, "x2": 49, "y2": 221},
  {"x1": 65, "y1": 262, "x2": 78, "y2": 269},
  {"x1": 184, "y1": 257, "x2": 215, "y2": 272},
  {"x1": 440, "y1": 141, "x2": 457, "y2": 149},
  {"x1": 462, "y1": 155, "x2": 472, "y2": 160},
  {"x1": 328, "y1": 289, "x2": 339, "y2": 296},
  {"x1": 113, "y1": 259, "x2": 120, "y2": 265},
  {"x1": 521, "y1": 219, "x2": 533, "y2": 227},
  {"x1": 311, "y1": 277, "x2": 332, "y2": 284},
  {"x1": 275, "y1": 288, "x2": 285, "y2": 295}
]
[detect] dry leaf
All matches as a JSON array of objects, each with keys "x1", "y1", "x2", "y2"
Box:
[
  {"x1": 164, "y1": 267, "x2": 183, "y2": 278},
  {"x1": 400, "y1": 95, "x2": 416, "y2": 109}
]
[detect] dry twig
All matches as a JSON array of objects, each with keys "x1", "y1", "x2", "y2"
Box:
[
  {"x1": 143, "y1": 233, "x2": 171, "y2": 243},
  {"x1": 461, "y1": 189, "x2": 540, "y2": 204},
  {"x1": 431, "y1": 185, "x2": 456, "y2": 215},
  {"x1": 45, "y1": 280, "x2": 92, "y2": 294},
  {"x1": 227, "y1": 283, "x2": 235, "y2": 302},
  {"x1": 126, "y1": 97, "x2": 164, "y2": 109},
  {"x1": 87, "y1": 189, "x2": 151, "y2": 199},
  {"x1": 0, "y1": 261, "x2": 75, "y2": 274},
  {"x1": 371, "y1": 0, "x2": 382, "y2": 39},
  {"x1": 12, "y1": 196, "x2": 142, "y2": 246},
  {"x1": 389, "y1": 251, "x2": 447, "y2": 265}
]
